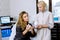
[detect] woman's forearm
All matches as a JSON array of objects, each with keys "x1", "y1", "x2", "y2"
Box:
[
  {"x1": 42, "y1": 24, "x2": 48, "y2": 28},
  {"x1": 30, "y1": 27, "x2": 35, "y2": 35},
  {"x1": 30, "y1": 29, "x2": 36, "y2": 37},
  {"x1": 22, "y1": 29, "x2": 28, "y2": 35},
  {"x1": 31, "y1": 30, "x2": 34, "y2": 35}
]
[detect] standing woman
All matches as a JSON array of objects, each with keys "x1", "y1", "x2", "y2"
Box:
[
  {"x1": 14, "y1": 11, "x2": 36, "y2": 40},
  {"x1": 36, "y1": 1, "x2": 54, "y2": 40}
]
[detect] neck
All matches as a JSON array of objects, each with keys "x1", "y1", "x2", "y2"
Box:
[
  {"x1": 39, "y1": 10, "x2": 45, "y2": 13},
  {"x1": 41, "y1": 10, "x2": 46, "y2": 13},
  {"x1": 24, "y1": 21, "x2": 28, "y2": 24},
  {"x1": 42, "y1": 11, "x2": 44, "y2": 13},
  {"x1": 42, "y1": 9, "x2": 45, "y2": 12}
]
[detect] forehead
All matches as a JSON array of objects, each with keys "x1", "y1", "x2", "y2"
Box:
[
  {"x1": 38, "y1": 4, "x2": 43, "y2": 7},
  {"x1": 38, "y1": 1, "x2": 46, "y2": 7},
  {"x1": 23, "y1": 14, "x2": 28, "y2": 17},
  {"x1": 38, "y1": 4, "x2": 44, "y2": 8},
  {"x1": 38, "y1": 3, "x2": 44, "y2": 6}
]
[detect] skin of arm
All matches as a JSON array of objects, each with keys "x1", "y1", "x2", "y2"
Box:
[
  {"x1": 22, "y1": 25, "x2": 31, "y2": 35},
  {"x1": 37, "y1": 24, "x2": 48, "y2": 29},
  {"x1": 23, "y1": 24, "x2": 36, "y2": 35},
  {"x1": 30, "y1": 27, "x2": 35, "y2": 35}
]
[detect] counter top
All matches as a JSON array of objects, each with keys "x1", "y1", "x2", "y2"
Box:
[
  {"x1": 54, "y1": 21, "x2": 60, "y2": 23},
  {"x1": 0, "y1": 26, "x2": 11, "y2": 29}
]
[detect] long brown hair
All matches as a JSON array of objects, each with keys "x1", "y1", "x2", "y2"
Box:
[{"x1": 16, "y1": 11, "x2": 28, "y2": 30}]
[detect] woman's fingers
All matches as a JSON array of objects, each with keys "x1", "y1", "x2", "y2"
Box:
[
  {"x1": 37, "y1": 25, "x2": 42, "y2": 29},
  {"x1": 26, "y1": 25, "x2": 31, "y2": 30}
]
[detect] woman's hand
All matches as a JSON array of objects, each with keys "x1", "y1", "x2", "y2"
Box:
[
  {"x1": 42, "y1": 24, "x2": 48, "y2": 28},
  {"x1": 27, "y1": 24, "x2": 34, "y2": 31},
  {"x1": 37, "y1": 25, "x2": 42, "y2": 29},
  {"x1": 23, "y1": 24, "x2": 31, "y2": 35},
  {"x1": 27, "y1": 25, "x2": 35, "y2": 35},
  {"x1": 30, "y1": 27, "x2": 34, "y2": 30},
  {"x1": 26, "y1": 24, "x2": 31, "y2": 31},
  {"x1": 37, "y1": 24, "x2": 48, "y2": 29}
]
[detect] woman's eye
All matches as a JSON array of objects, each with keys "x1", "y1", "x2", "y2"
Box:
[{"x1": 24, "y1": 16, "x2": 26, "y2": 18}]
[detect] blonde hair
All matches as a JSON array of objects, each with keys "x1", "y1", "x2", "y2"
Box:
[
  {"x1": 16, "y1": 11, "x2": 28, "y2": 30},
  {"x1": 38, "y1": 1, "x2": 47, "y2": 7}
]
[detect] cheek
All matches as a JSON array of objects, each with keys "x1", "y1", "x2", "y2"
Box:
[
  {"x1": 23, "y1": 17, "x2": 28, "y2": 21},
  {"x1": 26, "y1": 17, "x2": 28, "y2": 21},
  {"x1": 39, "y1": 8, "x2": 42, "y2": 11},
  {"x1": 23, "y1": 18, "x2": 26, "y2": 21},
  {"x1": 39, "y1": 7, "x2": 44, "y2": 11}
]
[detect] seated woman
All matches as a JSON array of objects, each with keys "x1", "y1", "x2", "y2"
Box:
[{"x1": 14, "y1": 11, "x2": 36, "y2": 40}]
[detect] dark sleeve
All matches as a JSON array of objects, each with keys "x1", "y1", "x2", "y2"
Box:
[
  {"x1": 28, "y1": 23, "x2": 36, "y2": 37},
  {"x1": 30, "y1": 29, "x2": 36, "y2": 37},
  {"x1": 14, "y1": 27, "x2": 24, "y2": 40}
]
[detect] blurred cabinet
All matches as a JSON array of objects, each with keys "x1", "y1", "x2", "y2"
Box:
[
  {"x1": 51, "y1": 23, "x2": 60, "y2": 40},
  {"x1": 57, "y1": 23, "x2": 60, "y2": 40}
]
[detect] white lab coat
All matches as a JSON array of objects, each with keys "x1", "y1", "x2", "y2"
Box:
[{"x1": 34, "y1": 11, "x2": 54, "y2": 40}]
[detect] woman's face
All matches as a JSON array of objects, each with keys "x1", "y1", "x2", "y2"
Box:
[
  {"x1": 38, "y1": 4, "x2": 45, "y2": 12},
  {"x1": 23, "y1": 13, "x2": 29, "y2": 22}
]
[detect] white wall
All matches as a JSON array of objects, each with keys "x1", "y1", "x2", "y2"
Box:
[
  {"x1": 0, "y1": 0, "x2": 10, "y2": 16},
  {"x1": 0, "y1": 0, "x2": 36, "y2": 22},
  {"x1": 10, "y1": 0, "x2": 36, "y2": 22}
]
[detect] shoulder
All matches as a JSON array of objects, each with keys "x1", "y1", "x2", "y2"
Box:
[
  {"x1": 45, "y1": 11, "x2": 53, "y2": 16},
  {"x1": 37, "y1": 12, "x2": 41, "y2": 17},
  {"x1": 46, "y1": 11, "x2": 52, "y2": 14},
  {"x1": 16, "y1": 26, "x2": 23, "y2": 32},
  {"x1": 16, "y1": 25, "x2": 22, "y2": 30}
]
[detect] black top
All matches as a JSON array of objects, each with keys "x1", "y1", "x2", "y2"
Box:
[{"x1": 14, "y1": 24, "x2": 36, "y2": 40}]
